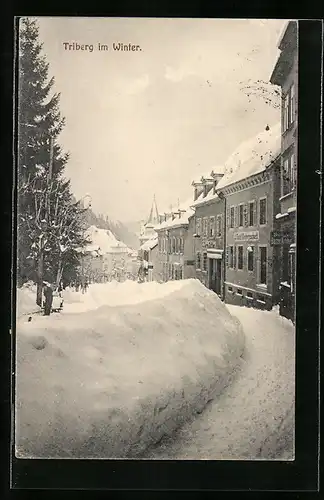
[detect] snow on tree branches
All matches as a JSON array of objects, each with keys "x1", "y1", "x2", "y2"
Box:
[{"x1": 17, "y1": 18, "x2": 89, "y2": 290}]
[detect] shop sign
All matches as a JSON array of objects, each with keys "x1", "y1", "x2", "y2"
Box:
[
  {"x1": 270, "y1": 230, "x2": 294, "y2": 245},
  {"x1": 270, "y1": 230, "x2": 282, "y2": 245},
  {"x1": 233, "y1": 231, "x2": 259, "y2": 242}
]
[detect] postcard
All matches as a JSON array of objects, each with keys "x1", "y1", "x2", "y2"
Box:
[{"x1": 14, "y1": 17, "x2": 298, "y2": 463}]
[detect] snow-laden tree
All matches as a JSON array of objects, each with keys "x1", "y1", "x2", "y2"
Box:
[{"x1": 17, "y1": 18, "x2": 89, "y2": 296}]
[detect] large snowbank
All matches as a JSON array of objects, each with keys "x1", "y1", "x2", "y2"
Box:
[
  {"x1": 147, "y1": 304, "x2": 295, "y2": 460},
  {"x1": 15, "y1": 279, "x2": 245, "y2": 458},
  {"x1": 16, "y1": 282, "x2": 41, "y2": 318}
]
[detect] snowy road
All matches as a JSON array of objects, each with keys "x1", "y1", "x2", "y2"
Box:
[{"x1": 145, "y1": 305, "x2": 295, "y2": 460}]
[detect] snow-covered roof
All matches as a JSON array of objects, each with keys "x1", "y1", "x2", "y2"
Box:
[
  {"x1": 139, "y1": 237, "x2": 158, "y2": 251},
  {"x1": 216, "y1": 123, "x2": 281, "y2": 191},
  {"x1": 155, "y1": 199, "x2": 194, "y2": 231},
  {"x1": 85, "y1": 225, "x2": 130, "y2": 254}
]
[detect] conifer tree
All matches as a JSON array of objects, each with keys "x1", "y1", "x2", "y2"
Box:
[{"x1": 17, "y1": 18, "x2": 89, "y2": 298}]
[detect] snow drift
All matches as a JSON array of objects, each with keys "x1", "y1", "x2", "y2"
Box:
[
  {"x1": 15, "y1": 279, "x2": 245, "y2": 458},
  {"x1": 16, "y1": 281, "x2": 41, "y2": 318}
]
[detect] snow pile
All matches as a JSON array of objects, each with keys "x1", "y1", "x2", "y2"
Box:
[
  {"x1": 217, "y1": 122, "x2": 281, "y2": 190},
  {"x1": 15, "y1": 279, "x2": 245, "y2": 458},
  {"x1": 16, "y1": 282, "x2": 41, "y2": 318},
  {"x1": 147, "y1": 304, "x2": 295, "y2": 460},
  {"x1": 63, "y1": 279, "x2": 193, "y2": 313}
]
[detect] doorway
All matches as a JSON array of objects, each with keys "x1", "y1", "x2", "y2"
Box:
[{"x1": 209, "y1": 258, "x2": 222, "y2": 296}]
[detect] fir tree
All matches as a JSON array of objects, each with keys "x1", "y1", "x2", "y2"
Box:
[{"x1": 17, "y1": 18, "x2": 89, "y2": 295}]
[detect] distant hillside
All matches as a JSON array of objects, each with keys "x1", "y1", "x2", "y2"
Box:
[{"x1": 83, "y1": 209, "x2": 140, "y2": 250}]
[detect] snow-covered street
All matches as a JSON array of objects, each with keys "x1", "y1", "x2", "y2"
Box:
[
  {"x1": 16, "y1": 280, "x2": 294, "y2": 460},
  {"x1": 146, "y1": 304, "x2": 295, "y2": 460}
]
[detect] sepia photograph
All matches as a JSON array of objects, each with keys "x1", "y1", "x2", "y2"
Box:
[{"x1": 14, "y1": 17, "x2": 297, "y2": 461}]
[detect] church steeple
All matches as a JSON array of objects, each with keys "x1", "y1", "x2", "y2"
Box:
[{"x1": 146, "y1": 194, "x2": 159, "y2": 225}]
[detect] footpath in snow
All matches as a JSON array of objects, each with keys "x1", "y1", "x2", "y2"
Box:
[
  {"x1": 15, "y1": 279, "x2": 244, "y2": 458},
  {"x1": 145, "y1": 304, "x2": 295, "y2": 460}
]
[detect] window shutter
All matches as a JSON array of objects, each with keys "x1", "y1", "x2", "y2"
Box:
[
  {"x1": 243, "y1": 204, "x2": 248, "y2": 227},
  {"x1": 254, "y1": 201, "x2": 257, "y2": 227},
  {"x1": 234, "y1": 206, "x2": 238, "y2": 228},
  {"x1": 226, "y1": 207, "x2": 230, "y2": 228},
  {"x1": 226, "y1": 246, "x2": 229, "y2": 266},
  {"x1": 233, "y1": 246, "x2": 237, "y2": 268}
]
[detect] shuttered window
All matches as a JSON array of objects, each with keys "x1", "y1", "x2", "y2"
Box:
[
  {"x1": 230, "y1": 207, "x2": 235, "y2": 228},
  {"x1": 238, "y1": 204, "x2": 244, "y2": 227}
]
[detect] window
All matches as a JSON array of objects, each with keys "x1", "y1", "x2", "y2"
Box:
[
  {"x1": 203, "y1": 252, "x2": 208, "y2": 271},
  {"x1": 237, "y1": 289, "x2": 243, "y2": 295},
  {"x1": 168, "y1": 237, "x2": 172, "y2": 253},
  {"x1": 259, "y1": 246, "x2": 267, "y2": 285},
  {"x1": 230, "y1": 207, "x2": 235, "y2": 228},
  {"x1": 248, "y1": 201, "x2": 255, "y2": 226},
  {"x1": 259, "y1": 198, "x2": 267, "y2": 225},
  {"x1": 229, "y1": 246, "x2": 234, "y2": 268},
  {"x1": 228, "y1": 286, "x2": 233, "y2": 293},
  {"x1": 216, "y1": 215, "x2": 222, "y2": 237},
  {"x1": 247, "y1": 291, "x2": 253, "y2": 299},
  {"x1": 179, "y1": 237, "x2": 184, "y2": 254},
  {"x1": 282, "y1": 151, "x2": 296, "y2": 196},
  {"x1": 247, "y1": 246, "x2": 254, "y2": 271},
  {"x1": 172, "y1": 237, "x2": 176, "y2": 253},
  {"x1": 203, "y1": 218, "x2": 208, "y2": 236},
  {"x1": 209, "y1": 216, "x2": 215, "y2": 237},
  {"x1": 196, "y1": 252, "x2": 201, "y2": 269},
  {"x1": 238, "y1": 204, "x2": 244, "y2": 227},
  {"x1": 283, "y1": 84, "x2": 295, "y2": 132},
  {"x1": 237, "y1": 245, "x2": 243, "y2": 270},
  {"x1": 175, "y1": 238, "x2": 179, "y2": 253},
  {"x1": 196, "y1": 218, "x2": 201, "y2": 236}
]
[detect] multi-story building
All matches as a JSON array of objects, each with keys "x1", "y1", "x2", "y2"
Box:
[
  {"x1": 216, "y1": 124, "x2": 282, "y2": 310},
  {"x1": 155, "y1": 201, "x2": 195, "y2": 282},
  {"x1": 191, "y1": 169, "x2": 226, "y2": 297},
  {"x1": 138, "y1": 236, "x2": 158, "y2": 282},
  {"x1": 270, "y1": 20, "x2": 298, "y2": 322}
]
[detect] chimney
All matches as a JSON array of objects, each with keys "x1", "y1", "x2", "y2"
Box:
[{"x1": 193, "y1": 181, "x2": 204, "y2": 201}]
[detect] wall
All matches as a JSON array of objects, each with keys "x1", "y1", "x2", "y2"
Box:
[
  {"x1": 193, "y1": 198, "x2": 225, "y2": 288},
  {"x1": 223, "y1": 167, "x2": 280, "y2": 310}
]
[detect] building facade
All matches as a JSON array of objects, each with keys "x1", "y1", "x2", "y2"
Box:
[
  {"x1": 191, "y1": 170, "x2": 225, "y2": 297},
  {"x1": 218, "y1": 158, "x2": 281, "y2": 310},
  {"x1": 155, "y1": 203, "x2": 195, "y2": 282},
  {"x1": 270, "y1": 20, "x2": 298, "y2": 322}
]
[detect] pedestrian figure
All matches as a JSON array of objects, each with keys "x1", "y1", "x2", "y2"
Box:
[{"x1": 43, "y1": 282, "x2": 53, "y2": 316}]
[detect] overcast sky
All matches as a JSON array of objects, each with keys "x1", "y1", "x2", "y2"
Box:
[{"x1": 35, "y1": 17, "x2": 285, "y2": 223}]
